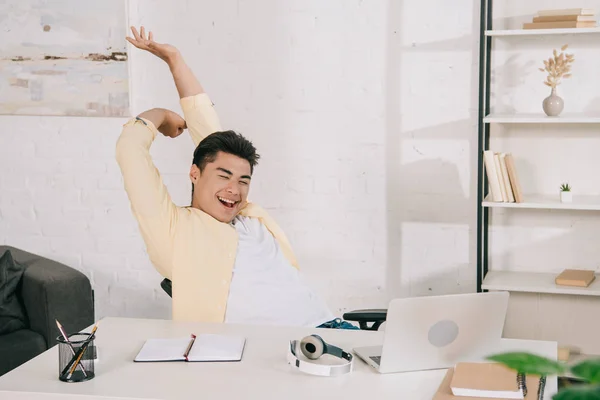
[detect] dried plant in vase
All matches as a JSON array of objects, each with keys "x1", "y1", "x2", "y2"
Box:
[{"x1": 539, "y1": 44, "x2": 575, "y2": 117}]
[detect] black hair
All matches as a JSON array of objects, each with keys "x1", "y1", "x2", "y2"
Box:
[{"x1": 191, "y1": 130, "x2": 260, "y2": 200}]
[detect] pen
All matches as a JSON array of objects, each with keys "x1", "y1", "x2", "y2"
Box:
[
  {"x1": 183, "y1": 334, "x2": 196, "y2": 361},
  {"x1": 55, "y1": 319, "x2": 87, "y2": 377},
  {"x1": 62, "y1": 323, "x2": 98, "y2": 379}
]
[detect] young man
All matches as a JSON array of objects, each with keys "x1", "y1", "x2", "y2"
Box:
[{"x1": 117, "y1": 27, "x2": 357, "y2": 329}]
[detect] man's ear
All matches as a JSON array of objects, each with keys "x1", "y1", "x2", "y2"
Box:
[{"x1": 189, "y1": 164, "x2": 201, "y2": 183}]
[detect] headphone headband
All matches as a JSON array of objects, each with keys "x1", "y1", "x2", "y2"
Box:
[{"x1": 287, "y1": 335, "x2": 353, "y2": 376}]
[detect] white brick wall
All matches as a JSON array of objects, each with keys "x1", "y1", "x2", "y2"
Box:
[{"x1": 1, "y1": 0, "x2": 485, "y2": 320}]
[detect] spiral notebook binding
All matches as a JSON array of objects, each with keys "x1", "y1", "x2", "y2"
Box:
[
  {"x1": 515, "y1": 371, "x2": 548, "y2": 400},
  {"x1": 537, "y1": 375, "x2": 547, "y2": 400},
  {"x1": 517, "y1": 371, "x2": 528, "y2": 397}
]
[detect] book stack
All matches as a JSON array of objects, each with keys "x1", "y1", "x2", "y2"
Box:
[
  {"x1": 523, "y1": 8, "x2": 597, "y2": 29},
  {"x1": 483, "y1": 151, "x2": 523, "y2": 203}
]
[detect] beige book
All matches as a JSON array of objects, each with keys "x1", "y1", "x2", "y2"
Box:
[
  {"x1": 494, "y1": 153, "x2": 508, "y2": 202},
  {"x1": 537, "y1": 8, "x2": 595, "y2": 16},
  {"x1": 504, "y1": 154, "x2": 523, "y2": 203},
  {"x1": 558, "y1": 346, "x2": 571, "y2": 362},
  {"x1": 533, "y1": 15, "x2": 596, "y2": 22},
  {"x1": 523, "y1": 21, "x2": 597, "y2": 29},
  {"x1": 499, "y1": 153, "x2": 515, "y2": 202},
  {"x1": 483, "y1": 150, "x2": 503, "y2": 202},
  {"x1": 451, "y1": 362, "x2": 525, "y2": 398},
  {"x1": 555, "y1": 269, "x2": 596, "y2": 287},
  {"x1": 433, "y1": 364, "x2": 542, "y2": 400}
]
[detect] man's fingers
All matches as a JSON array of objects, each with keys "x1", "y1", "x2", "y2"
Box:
[
  {"x1": 130, "y1": 26, "x2": 141, "y2": 41},
  {"x1": 148, "y1": 31, "x2": 154, "y2": 42},
  {"x1": 140, "y1": 26, "x2": 146, "y2": 40},
  {"x1": 126, "y1": 36, "x2": 145, "y2": 49}
]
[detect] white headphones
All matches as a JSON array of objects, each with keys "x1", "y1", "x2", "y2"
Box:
[{"x1": 287, "y1": 334, "x2": 353, "y2": 376}]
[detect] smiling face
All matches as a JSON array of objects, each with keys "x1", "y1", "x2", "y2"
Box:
[{"x1": 190, "y1": 151, "x2": 252, "y2": 223}]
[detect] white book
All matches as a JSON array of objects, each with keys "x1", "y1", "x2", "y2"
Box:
[
  {"x1": 483, "y1": 150, "x2": 503, "y2": 202},
  {"x1": 537, "y1": 8, "x2": 595, "y2": 16},
  {"x1": 134, "y1": 334, "x2": 246, "y2": 362}
]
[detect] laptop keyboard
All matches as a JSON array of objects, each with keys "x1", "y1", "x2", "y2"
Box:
[{"x1": 370, "y1": 356, "x2": 381, "y2": 365}]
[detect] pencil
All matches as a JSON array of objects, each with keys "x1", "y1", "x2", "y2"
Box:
[
  {"x1": 183, "y1": 334, "x2": 196, "y2": 361},
  {"x1": 55, "y1": 319, "x2": 87, "y2": 376},
  {"x1": 62, "y1": 323, "x2": 98, "y2": 379}
]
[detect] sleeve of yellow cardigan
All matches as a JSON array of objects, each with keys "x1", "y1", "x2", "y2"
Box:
[
  {"x1": 115, "y1": 117, "x2": 177, "y2": 279},
  {"x1": 180, "y1": 93, "x2": 223, "y2": 148}
]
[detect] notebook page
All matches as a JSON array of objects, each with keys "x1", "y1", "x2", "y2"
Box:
[
  {"x1": 134, "y1": 338, "x2": 190, "y2": 362},
  {"x1": 188, "y1": 334, "x2": 246, "y2": 362}
]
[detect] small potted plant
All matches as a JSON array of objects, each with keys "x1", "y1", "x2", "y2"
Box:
[{"x1": 560, "y1": 183, "x2": 572, "y2": 203}]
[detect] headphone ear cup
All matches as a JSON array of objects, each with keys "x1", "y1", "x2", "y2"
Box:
[{"x1": 300, "y1": 335, "x2": 325, "y2": 360}]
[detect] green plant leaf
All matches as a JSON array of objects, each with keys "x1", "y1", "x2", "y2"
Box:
[
  {"x1": 553, "y1": 385, "x2": 600, "y2": 400},
  {"x1": 572, "y1": 359, "x2": 600, "y2": 383},
  {"x1": 486, "y1": 352, "x2": 566, "y2": 376}
]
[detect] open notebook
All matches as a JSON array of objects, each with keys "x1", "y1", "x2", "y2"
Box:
[{"x1": 134, "y1": 334, "x2": 246, "y2": 362}]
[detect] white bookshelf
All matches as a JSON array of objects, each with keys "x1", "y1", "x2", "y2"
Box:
[
  {"x1": 484, "y1": 113, "x2": 600, "y2": 124},
  {"x1": 482, "y1": 194, "x2": 600, "y2": 211},
  {"x1": 482, "y1": 271, "x2": 600, "y2": 296},
  {"x1": 485, "y1": 27, "x2": 600, "y2": 36}
]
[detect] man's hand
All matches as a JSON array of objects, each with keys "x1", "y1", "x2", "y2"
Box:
[
  {"x1": 138, "y1": 108, "x2": 187, "y2": 139},
  {"x1": 126, "y1": 26, "x2": 180, "y2": 65},
  {"x1": 125, "y1": 26, "x2": 204, "y2": 99}
]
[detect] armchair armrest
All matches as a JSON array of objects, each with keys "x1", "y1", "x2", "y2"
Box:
[
  {"x1": 160, "y1": 278, "x2": 172, "y2": 298},
  {"x1": 342, "y1": 309, "x2": 387, "y2": 331},
  {"x1": 6, "y1": 247, "x2": 95, "y2": 349}
]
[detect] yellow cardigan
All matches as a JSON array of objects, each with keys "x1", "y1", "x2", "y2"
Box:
[{"x1": 116, "y1": 93, "x2": 298, "y2": 322}]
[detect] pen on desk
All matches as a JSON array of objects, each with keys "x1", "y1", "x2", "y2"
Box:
[
  {"x1": 55, "y1": 319, "x2": 87, "y2": 377},
  {"x1": 62, "y1": 323, "x2": 98, "y2": 379},
  {"x1": 183, "y1": 334, "x2": 197, "y2": 361}
]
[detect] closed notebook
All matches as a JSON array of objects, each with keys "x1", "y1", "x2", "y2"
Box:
[
  {"x1": 433, "y1": 363, "x2": 545, "y2": 400},
  {"x1": 134, "y1": 334, "x2": 246, "y2": 362},
  {"x1": 555, "y1": 269, "x2": 596, "y2": 287}
]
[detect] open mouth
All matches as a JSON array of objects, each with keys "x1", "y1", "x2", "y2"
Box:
[{"x1": 218, "y1": 196, "x2": 238, "y2": 209}]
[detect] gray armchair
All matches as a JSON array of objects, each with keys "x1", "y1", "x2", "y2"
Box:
[{"x1": 0, "y1": 246, "x2": 95, "y2": 376}]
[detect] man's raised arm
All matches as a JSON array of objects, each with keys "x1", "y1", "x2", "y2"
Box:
[
  {"x1": 127, "y1": 26, "x2": 223, "y2": 147},
  {"x1": 116, "y1": 108, "x2": 185, "y2": 279}
]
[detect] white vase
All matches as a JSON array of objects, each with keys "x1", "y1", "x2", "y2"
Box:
[
  {"x1": 560, "y1": 191, "x2": 572, "y2": 203},
  {"x1": 543, "y1": 87, "x2": 564, "y2": 117}
]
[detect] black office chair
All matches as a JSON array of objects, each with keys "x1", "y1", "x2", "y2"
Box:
[{"x1": 159, "y1": 278, "x2": 387, "y2": 331}]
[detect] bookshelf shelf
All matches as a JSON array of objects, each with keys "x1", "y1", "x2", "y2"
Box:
[
  {"x1": 482, "y1": 271, "x2": 600, "y2": 296},
  {"x1": 484, "y1": 113, "x2": 600, "y2": 124},
  {"x1": 482, "y1": 194, "x2": 600, "y2": 211},
  {"x1": 485, "y1": 27, "x2": 600, "y2": 36}
]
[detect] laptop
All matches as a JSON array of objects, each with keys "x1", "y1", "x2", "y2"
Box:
[{"x1": 353, "y1": 291, "x2": 509, "y2": 374}]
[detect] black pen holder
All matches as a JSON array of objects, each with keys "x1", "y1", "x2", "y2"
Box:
[{"x1": 57, "y1": 332, "x2": 96, "y2": 382}]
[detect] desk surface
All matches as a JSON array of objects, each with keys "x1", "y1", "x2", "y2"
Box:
[{"x1": 0, "y1": 317, "x2": 558, "y2": 400}]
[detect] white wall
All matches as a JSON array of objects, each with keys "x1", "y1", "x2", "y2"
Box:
[{"x1": 1, "y1": 0, "x2": 485, "y2": 321}]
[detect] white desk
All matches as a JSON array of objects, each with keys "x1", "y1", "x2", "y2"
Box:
[{"x1": 0, "y1": 317, "x2": 558, "y2": 400}]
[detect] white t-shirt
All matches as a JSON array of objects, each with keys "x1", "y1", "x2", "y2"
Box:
[{"x1": 224, "y1": 215, "x2": 335, "y2": 327}]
